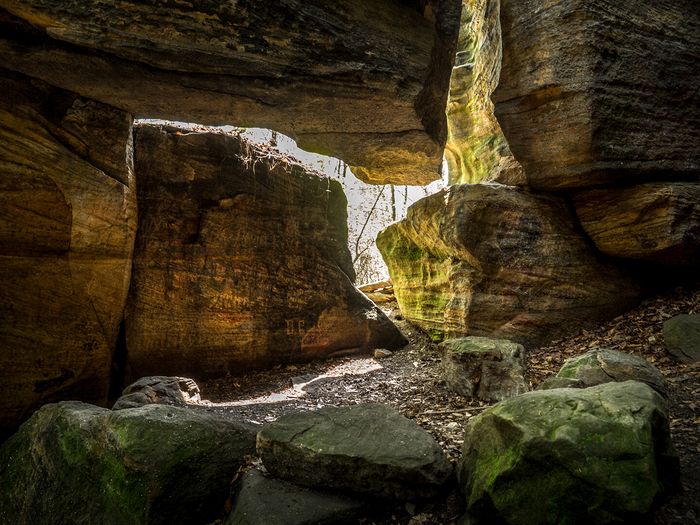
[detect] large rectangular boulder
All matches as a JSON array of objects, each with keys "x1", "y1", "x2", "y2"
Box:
[{"x1": 126, "y1": 125, "x2": 406, "y2": 381}]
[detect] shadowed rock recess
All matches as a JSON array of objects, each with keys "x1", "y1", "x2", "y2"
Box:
[
  {"x1": 127, "y1": 125, "x2": 406, "y2": 381},
  {"x1": 0, "y1": 0, "x2": 464, "y2": 185}
]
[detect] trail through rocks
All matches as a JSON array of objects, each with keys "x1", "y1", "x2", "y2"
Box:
[{"x1": 199, "y1": 284, "x2": 700, "y2": 525}]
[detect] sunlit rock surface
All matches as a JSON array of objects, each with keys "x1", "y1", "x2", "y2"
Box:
[
  {"x1": 377, "y1": 184, "x2": 639, "y2": 345},
  {"x1": 0, "y1": 0, "x2": 464, "y2": 185},
  {"x1": 444, "y1": 0, "x2": 522, "y2": 186},
  {"x1": 493, "y1": 0, "x2": 700, "y2": 190},
  {"x1": 126, "y1": 125, "x2": 406, "y2": 381},
  {"x1": 0, "y1": 70, "x2": 136, "y2": 440},
  {"x1": 573, "y1": 183, "x2": 700, "y2": 267}
]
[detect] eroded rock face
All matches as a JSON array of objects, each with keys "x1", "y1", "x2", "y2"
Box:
[
  {"x1": 0, "y1": 402, "x2": 256, "y2": 525},
  {"x1": 126, "y1": 125, "x2": 406, "y2": 381},
  {"x1": 459, "y1": 381, "x2": 679, "y2": 525},
  {"x1": 0, "y1": 0, "x2": 463, "y2": 185},
  {"x1": 573, "y1": 183, "x2": 700, "y2": 266},
  {"x1": 377, "y1": 184, "x2": 639, "y2": 345},
  {"x1": 112, "y1": 376, "x2": 201, "y2": 411},
  {"x1": 0, "y1": 70, "x2": 136, "y2": 440},
  {"x1": 445, "y1": 0, "x2": 522, "y2": 186},
  {"x1": 257, "y1": 404, "x2": 452, "y2": 500},
  {"x1": 494, "y1": 0, "x2": 700, "y2": 190}
]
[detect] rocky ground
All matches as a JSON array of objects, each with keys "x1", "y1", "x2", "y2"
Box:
[{"x1": 200, "y1": 284, "x2": 700, "y2": 525}]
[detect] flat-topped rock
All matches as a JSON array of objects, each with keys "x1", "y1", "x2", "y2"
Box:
[{"x1": 257, "y1": 404, "x2": 451, "y2": 500}]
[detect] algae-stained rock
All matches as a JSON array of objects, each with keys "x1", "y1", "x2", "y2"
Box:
[
  {"x1": 0, "y1": 0, "x2": 464, "y2": 185},
  {"x1": 459, "y1": 382, "x2": 679, "y2": 525},
  {"x1": 663, "y1": 314, "x2": 700, "y2": 363},
  {"x1": 127, "y1": 125, "x2": 405, "y2": 381},
  {"x1": 0, "y1": 401, "x2": 257, "y2": 525},
  {"x1": 0, "y1": 70, "x2": 136, "y2": 440},
  {"x1": 112, "y1": 376, "x2": 201, "y2": 410},
  {"x1": 445, "y1": 0, "x2": 522, "y2": 185},
  {"x1": 539, "y1": 348, "x2": 668, "y2": 397},
  {"x1": 377, "y1": 184, "x2": 639, "y2": 346},
  {"x1": 257, "y1": 404, "x2": 451, "y2": 499},
  {"x1": 574, "y1": 183, "x2": 700, "y2": 267},
  {"x1": 493, "y1": 0, "x2": 700, "y2": 190},
  {"x1": 439, "y1": 337, "x2": 527, "y2": 402},
  {"x1": 227, "y1": 469, "x2": 366, "y2": 525}
]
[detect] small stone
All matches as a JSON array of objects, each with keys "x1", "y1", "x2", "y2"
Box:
[
  {"x1": 374, "y1": 349, "x2": 393, "y2": 359},
  {"x1": 112, "y1": 376, "x2": 201, "y2": 410}
]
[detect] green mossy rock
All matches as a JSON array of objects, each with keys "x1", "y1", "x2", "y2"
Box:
[
  {"x1": 539, "y1": 348, "x2": 668, "y2": 397},
  {"x1": 257, "y1": 404, "x2": 452, "y2": 500},
  {"x1": 459, "y1": 381, "x2": 679, "y2": 525},
  {"x1": 663, "y1": 314, "x2": 700, "y2": 363},
  {"x1": 0, "y1": 402, "x2": 257, "y2": 525}
]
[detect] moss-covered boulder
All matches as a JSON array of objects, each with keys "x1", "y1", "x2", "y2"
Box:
[
  {"x1": 663, "y1": 314, "x2": 700, "y2": 363},
  {"x1": 377, "y1": 184, "x2": 639, "y2": 346},
  {"x1": 0, "y1": 402, "x2": 257, "y2": 525},
  {"x1": 458, "y1": 381, "x2": 679, "y2": 525},
  {"x1": 257, "y1": 404, "x2": 452, "y2": 500},
  {"x1": 538, "y1": 348, "x2": 668, "y2": 397}
]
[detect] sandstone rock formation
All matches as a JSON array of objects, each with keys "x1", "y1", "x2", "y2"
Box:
[
  {"x1": 377, "y1": 184, "x2": 639, "y2": 345},
  {"x1": 257, "y1": 404, "x2": 451, "y2": 499},
  {"x1": 0, "y1": 402, "x2": 257, "y2": 525},
  {"x1": 459, "y1": 381, "x2": 679, "y2": 525},
  {"x1": 0, "y1": 0, "x2": 464, "y2": 185},
  {"x1": 439, "y1": 336, "x2": 527, "y2": 402},
  {"x1": 573, "y1": 183, "x2": 700, "y2": 266},
  {"x1": 0, "y1": 70, "x2": 136, "y2": 440},
  {"x1": 444, "y1": 0, "x2": 522, "y2": 185},
  {"x1": 126, "y1": 125, "x2": 406, "y2": 381},
  {"x1": 538, "y1": 348, "x2": 668, "y2": 397},
  {"x1": 493, "y1": 0, "x2": 700, "y2": 190}
]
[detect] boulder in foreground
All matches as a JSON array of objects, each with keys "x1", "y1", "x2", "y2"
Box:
[
  {"x1": 0, "y1": 402, "x2": 256, "y2": 525},
  {"x1": 257, "y1": 404, "x2": 451, "y2": 500},
  {"x1": 459, "y1": 381, "x2": 679, "y2": 525}
]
